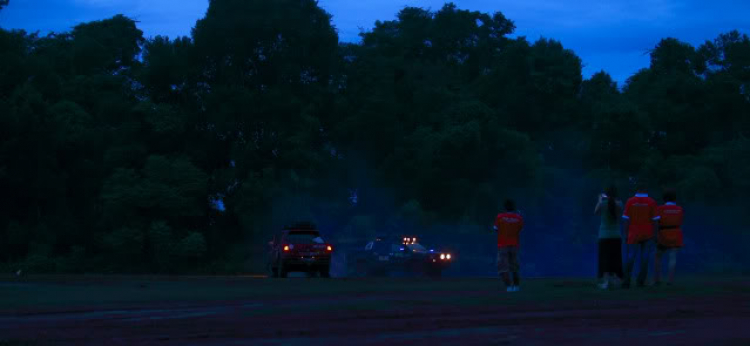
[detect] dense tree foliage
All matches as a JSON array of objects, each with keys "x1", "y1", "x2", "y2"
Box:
[{"x1": 1, "y1": 1, "x2": 748, "y2": 273}]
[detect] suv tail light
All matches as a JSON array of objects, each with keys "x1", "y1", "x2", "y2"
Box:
[
  {"x1": 326, "y1": 245, "x2": 333, "y2": 252},
  {"x1": 283, "y1": 245, "x2": 290, "y2": 252}
]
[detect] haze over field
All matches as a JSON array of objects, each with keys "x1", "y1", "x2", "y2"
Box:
[{"x1": 0, "y1": 0, "x2": 749, "y2": 276}]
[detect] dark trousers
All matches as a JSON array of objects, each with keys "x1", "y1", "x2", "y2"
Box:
[
  {"x1": 623, "y1": 238, "x2": 654, "y2": 286},
  {"x1": 598, "y1": 238, "x2": 623, "y2": 279}
]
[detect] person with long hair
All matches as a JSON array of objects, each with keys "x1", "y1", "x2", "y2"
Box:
[{"x1": 594, "y1": 185, "x2": 624, "y2": 289}]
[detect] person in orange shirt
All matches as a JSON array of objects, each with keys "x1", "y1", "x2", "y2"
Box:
[
  {"x1": 494, "y1": 199, "x2": 524, "y2": 292},
  {"x1": 621, "y1": 184, "x2": 659, "y2": 288},
  {"x1": 655, "y1": 189, "x2": 684, "y2": 286}
]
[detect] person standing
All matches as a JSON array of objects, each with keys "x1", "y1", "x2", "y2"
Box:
[
  {"x1": 655, "y1": 189, "x2": 684, "y2": 286},
  {"x1": 494, "y1": 199, "x2": 524, "y2": 292},
  {"x1": 594, "y1": 185, "x2": 624, "y2": 289},
  {"x1": 621, "y1": 184, "x2": 659, "y2": 288}
]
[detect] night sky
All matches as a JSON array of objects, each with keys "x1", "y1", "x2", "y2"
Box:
[{"x1": 1, "y1": 0, "x2": 748, "y2": 85}]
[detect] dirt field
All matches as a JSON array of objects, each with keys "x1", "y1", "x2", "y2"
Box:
[{"x1": 1, "y1": 275, "x2": 749, "y2": 345}]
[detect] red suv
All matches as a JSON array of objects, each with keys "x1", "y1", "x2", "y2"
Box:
[{"x1": 268, "y1": 223, "x2": 333, "y2": 278}]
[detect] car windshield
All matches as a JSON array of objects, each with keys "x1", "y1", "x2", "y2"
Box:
[
  {"x1": 407, "y1": 243, "x2": 427, "y2": 253},
  {"x1": 286, "y1": 231, "x2": 323, "y2": 244}
]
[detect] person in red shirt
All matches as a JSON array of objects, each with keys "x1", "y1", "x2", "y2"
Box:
[
  {"x1": 494, "y1": 199, "x2": 524, "y2": 292},
  {"x1": 655, "y1": 189, "x2": 684, "y2": 286},
  {"x1": 621, "y1": 184, "x2": 659, "y2": 288}
]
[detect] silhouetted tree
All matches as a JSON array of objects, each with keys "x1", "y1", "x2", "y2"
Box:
[{"x1": 1, "y1": 1, "x2": 749, "y2": 273}]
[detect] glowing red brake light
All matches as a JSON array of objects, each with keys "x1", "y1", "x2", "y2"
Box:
[
  {"x1": 283, "y1": 245, "x2": 290, "y2": 252},
  {"x1": 326, "y1": 245, "x2": 333, "y2": 252}
]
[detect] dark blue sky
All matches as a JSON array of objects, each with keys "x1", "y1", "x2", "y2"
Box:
[{"x1": 1, "y1": 0, "x2": 748, "y2": 85}]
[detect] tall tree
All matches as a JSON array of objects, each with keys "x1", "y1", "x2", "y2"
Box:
[
  {"x1": 3, "y1": 2, "x2": 750, "y2": 273},
  {"x1": 580, "y1": 71, "x2": 651, "y2": 174},
  {"x1": 625, "y1": 38, "x2": 708, "y2": 157},
  {"x1": 699, "y1": 31, "x2": 750, "y2": 138},
  {"x1": 188, "y1": 0, "x2": 342, "y2": 253},
  {"x1": 335, "y1": 4, "x2": 542, "y2": 220}
]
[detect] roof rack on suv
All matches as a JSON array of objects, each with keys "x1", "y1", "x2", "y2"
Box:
[{"x1": 284, "y1": 222, "x2": 317, "y2": 230}]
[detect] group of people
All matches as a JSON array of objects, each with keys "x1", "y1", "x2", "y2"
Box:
[
  {"x1": 493, "y1": 184, "x2": 685, "y2": 292},
  {"x1": 595, "y1": 184, "x2": 685, "y2": 289}
]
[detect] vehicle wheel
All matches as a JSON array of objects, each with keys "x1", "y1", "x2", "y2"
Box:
[
  {"x1": 409, "y1": 260, "x2": 422, "y2": 274},
  {"x1": 319, "y1": 265, "x2": 330, "y2": 278},
  {"x1": 426, "y1": 268, "x2": 442, "y2": 279},
  {"x1": 370, "y1": 268, "x2": 387, "y2": 277},
  {"x1": 354, "y1": 260, "x2": 367, "y2": 277},
  {"x1": 269, "y1": 257, "x2": 280, "y2": 278},
  {"x1": 279, "y1": 263, "x2": 288, "y2": 278}
]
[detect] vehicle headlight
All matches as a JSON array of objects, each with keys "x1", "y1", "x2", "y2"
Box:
[
  {"x1": 440, "y1": 254, "x2": 446, "y2": 260},
  {"x1": 446, "y1": 254, "x2": 451, "y2": 260}
]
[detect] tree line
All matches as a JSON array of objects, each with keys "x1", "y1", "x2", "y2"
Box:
[{"x1": 1, "y1": 1, "x2": 749, "y2": 273}]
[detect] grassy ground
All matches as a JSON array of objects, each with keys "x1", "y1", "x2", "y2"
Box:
[
  {"x1": 1, "y1": 274, "x2": 746, "y2": 312},
  {"x1": 1, "y1": 275, "x2": 748, "y2": 345}
]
